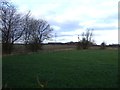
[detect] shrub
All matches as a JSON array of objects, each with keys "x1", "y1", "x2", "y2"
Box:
[
  {"x1": 100, "y1": 42, "x2": 106, "y2": 49},
  {"x1": 25, "y1": 37, "x2": 42, "y2": 52},
  {"x1": 2, "y1": 43, "x2": 14, "y2": 54}
]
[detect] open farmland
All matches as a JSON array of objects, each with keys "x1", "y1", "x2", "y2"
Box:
[
  {"x1": 2, "y1": 49, "x2": 118, "y2": 88},
  {"x1": 11, "y1": 44, "x2": 76, "y2": 54},
  {"x1": 6, "y1": 44, "x2": 118, "y2": 55}
]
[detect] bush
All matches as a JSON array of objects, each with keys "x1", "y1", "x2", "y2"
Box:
[
  {"x1": 2, "y1": 43, "x2": 14, "y2": 54},
  {"x1": 77, "y1": 42, "x2": 82, "y2": 50},
  {"x1": 77, "y1": 38, "x2": 93, "y2": 50},
  {"x1": 100, "y1": 42, "x2": 106, "y2": 49},
  {"x1": 25, "y1": 38, "x2": 42, "y2": 52}
]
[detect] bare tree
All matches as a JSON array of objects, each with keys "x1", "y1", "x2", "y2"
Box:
[
  {"x1": 0, "y1": 1, "x2": 24, "y2": 54},
  {"x1": 22, "y1": 11, "x2": 31, "y2": 45},
  {"x1": 77, "y1": 28, "x2": 94, "y2": 49},
  {"x1": 24, "y1": 17, "x2": 53, "y2": 52}
]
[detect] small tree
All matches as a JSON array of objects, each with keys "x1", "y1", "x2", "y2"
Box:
[{"x1": 77, "y1": 28, "x2": 94, "y2": 50}]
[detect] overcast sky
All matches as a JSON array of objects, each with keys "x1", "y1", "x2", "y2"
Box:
[{"x1": 11, "y1": 0, "x2": 119, "y2": 45}]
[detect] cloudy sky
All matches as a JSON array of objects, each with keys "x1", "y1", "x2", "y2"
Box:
[{"x1": 11, "y1": 0, "x2": 119, "y2": 45}]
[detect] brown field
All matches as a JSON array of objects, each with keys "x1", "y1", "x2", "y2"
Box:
[
  {"x1": 11, "y1": 44, "x2": 118, "y2": 54},
  {"x1": 12, "y1": 44, "x2": 76, "y2": 54}
]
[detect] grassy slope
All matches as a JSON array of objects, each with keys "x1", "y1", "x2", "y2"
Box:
[{"x1": 2, "y1": 50, "x2": 118, "y2": 88}]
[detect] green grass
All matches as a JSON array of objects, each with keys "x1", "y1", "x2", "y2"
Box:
[{"x1": 2, "y1": 49, "x2": 118, "y2": 88}]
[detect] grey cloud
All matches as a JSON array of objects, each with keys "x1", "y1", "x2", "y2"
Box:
[
  {"x1": 96, "y1": 13, "x2": 117, "y2": 23},
  {"x1": 49, "y1": 20, "x2": 83, "y2": 32},
  {"x1": 57, "y1": 35, "x2": 74, "y2": 37},
  {"x1": 94, "y1": 26, "x2": 117, "y2": 30},
  {"x1": 59, "y1": 21, "x2": 82, "y2": 31},
  {"x1": 48, "y1": 13, "x2": 117, "y2": 33}
]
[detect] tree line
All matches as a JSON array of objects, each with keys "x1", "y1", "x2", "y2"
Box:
[{"x1": 0, "y1": 1, "x2": 53, "y2": 54}]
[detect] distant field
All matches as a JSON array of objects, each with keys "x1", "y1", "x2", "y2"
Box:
[
  {"x1": 12, "y1": 44, "x2": 76, "y2": 54},
  {"x1": 2, "y1": 49, "x2": 118, "y2": 88},
  {"x1": 10, "y1": 44, "x2": 118, "y2": 54}
]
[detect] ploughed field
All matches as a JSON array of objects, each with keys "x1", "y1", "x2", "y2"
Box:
[{"x1": 2, "y1": 49, "x2": 118, "y2": 88}]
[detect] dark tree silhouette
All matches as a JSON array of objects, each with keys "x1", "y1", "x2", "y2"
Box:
[
  {"x1": 77, "y1": 28, "x2": 94, "y2": 49},
  {"x1": 100, "y1": 42, "x2": 106, "y2": 49},
  {"x1": 0, "y1": 1, "x2": 24, "y2": 54},
  {"x1": 0, "y1": 1, "x2": 53, "y2": 53},
  {"x1": 23, "y1": 17, "x2": 53, "y2": 52}
]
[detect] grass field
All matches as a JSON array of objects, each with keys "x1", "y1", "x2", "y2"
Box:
[{"x1": 2, "y1": 49, "x2": 118, "y2": 88}]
